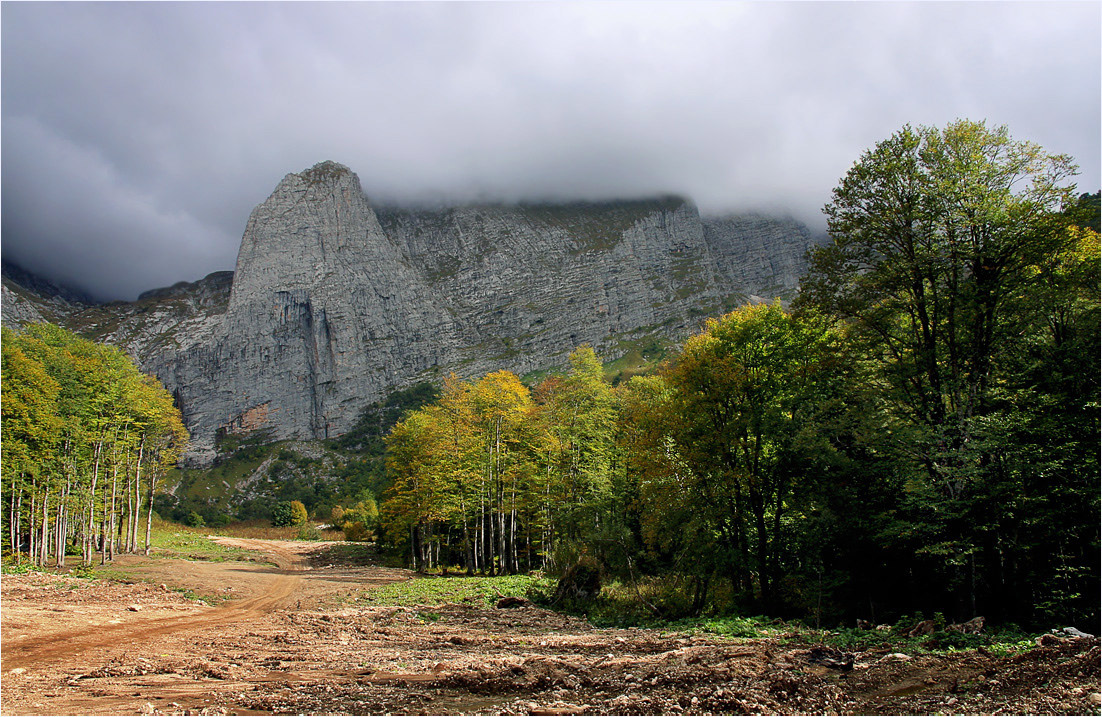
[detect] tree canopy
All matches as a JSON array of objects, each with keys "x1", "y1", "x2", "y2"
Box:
[{"x1": 2, "y1": 323, "x2": 187, "y2": 565}]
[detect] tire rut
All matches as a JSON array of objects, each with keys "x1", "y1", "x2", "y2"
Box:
[{"x1": 3, "y1": 538, "x2": 306, "y2": 670}]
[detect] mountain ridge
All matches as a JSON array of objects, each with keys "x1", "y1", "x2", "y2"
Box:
[{"x1": 2, "y1": 161, "x2": 826, "y2": 464}]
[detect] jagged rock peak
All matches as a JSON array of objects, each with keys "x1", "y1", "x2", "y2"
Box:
[
  {"x1": 298, "y1": 160, "x2": 354, "y2": 184},
  {"x1": 261, "y1": 160, "x2": 366, "y2": 210}
]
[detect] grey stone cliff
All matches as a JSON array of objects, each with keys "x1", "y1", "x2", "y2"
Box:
[{"x1": 3, "y1": 161, "x2": 824, "y2": 464}]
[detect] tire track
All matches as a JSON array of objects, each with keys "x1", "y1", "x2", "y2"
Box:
[{"x1": 2, "y1": 538, "x2": 305, "y2": 670}]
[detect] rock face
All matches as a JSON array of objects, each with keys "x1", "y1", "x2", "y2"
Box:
[{"x1": 3, "y1": 161, "x2": 825, "y2": 464}]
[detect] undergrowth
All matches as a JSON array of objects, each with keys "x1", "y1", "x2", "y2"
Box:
[
  {"x1": 0, "y1": 555, "x2": 50, "y2": 575},
  {"x1": 822, "y1": 624, "x2": 1034, "y2": 656},
  {"x1": 356, "y1": 573, "x2": 554, "y2": 608}
]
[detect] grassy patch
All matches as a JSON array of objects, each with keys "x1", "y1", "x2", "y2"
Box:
[
  {"x1": 821, "y1": 624, "x2": 1035, "y2": 656},
  {"x1": 673, "y1": 615, "x2": 784, "y2": 639},
  {"x1": 148, "y1": 523, "x2": 273, "y2": 564},
  {"x1": 202, "y1": 520, "x2": 343, "y2": 542},
  {"x1": 604, "y1": 334, "x2": 672, "y2": 384},
  {"x1": 356, "y1": 573, "x2": 553, "y2": 608},
  {"x1": 0, "y1": 556, "x2": 50, "y2": 575}
]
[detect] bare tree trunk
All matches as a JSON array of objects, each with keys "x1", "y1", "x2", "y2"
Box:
[
  {"x1": 9, "y1": 478, "x2": 18, "y2": 554},
  {"x1": 40, "y1": 484, "x2": 50, "y2": 566},
  {"x1": 144, "y1": 467, "x2": 156, "y2": 556},
  {"x1": 15, "y1": 489, "x2": 23, "y2": 557},
  {"x1": 55, "y1": 481, "x2": 67, "y2": 568},
  {"x1": 108, "y1": 461, "x2": 119, "y2": 562},
  {"x1": 29, "y1": 483, "x2": 37, "y2": 564},
  {"x1": 101, "y1": 477, "x2": 110, "y2": 565},
  {"x1": 132, "y1": 442, "x2": 145, "y2": 553},
  {"x1": 125, "y1": 474, "x2": 134, "y2": 553}
]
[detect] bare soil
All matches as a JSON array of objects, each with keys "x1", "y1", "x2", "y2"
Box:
[{"x1": 2, "y1": 539, "x2": 1098, "y2": 716}]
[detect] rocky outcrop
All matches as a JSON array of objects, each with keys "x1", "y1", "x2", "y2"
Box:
[
  {"x1": 3, "y1": 161, "x2": 825, "y2": 463},
  {"x1": 2, "y1": 261, "x2": 89, "y2": 327}
]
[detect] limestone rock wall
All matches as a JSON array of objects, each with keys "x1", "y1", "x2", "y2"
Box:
[{"x1": 2, "y1": 161, "x2": 825, "y2": 464}]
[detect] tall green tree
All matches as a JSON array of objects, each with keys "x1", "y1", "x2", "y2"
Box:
[
  {"x1": 2, "y1": 328, "x2": 62, "y2": 555},
  {"x1": 801, "y1": 120, "x2": 1077, "y2": 490},
  {"x1": 532, "y1": 346, "x2": 618, "y2": 569},
  {"x1": 633, "y1": 302, "x2": 843, "y2": 609},
  {"x1": 799, "y1": 119, "x2": 1097, "y2": 625}
]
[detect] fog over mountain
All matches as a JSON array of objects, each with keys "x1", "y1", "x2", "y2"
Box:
[{"x1": 2, "y1": 2, "x2": 1099, "y2": 301}]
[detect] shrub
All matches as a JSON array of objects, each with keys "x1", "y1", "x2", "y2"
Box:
[
  {"x1": 184, "y1": 511, "x2": 206, "y2": 528},
  {"x1": 344, "y1": 521, "x2": 371, "y2": 542},
  {"x1": 272, "y1": 500, "x2": 309, "y2": 527},
  {"x1": 551, "y1": 556, "x2": 602, "y2": 608},
  {"x1": 296, "y1": 523, "x2": 321, "y2": 541}
]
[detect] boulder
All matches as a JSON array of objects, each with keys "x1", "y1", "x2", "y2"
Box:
[
  {"x1": 948, "y1": 616, "x2": 985, "y2": 634},
  {"x1": 907, "y1": 619, "x2": 936, "y2": 637}
]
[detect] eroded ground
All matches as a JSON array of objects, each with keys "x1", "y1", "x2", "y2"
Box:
[{"x1": 2, "y1": 539, "x2": 1098, "y2": 716}]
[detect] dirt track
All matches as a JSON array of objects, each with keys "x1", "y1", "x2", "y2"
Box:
[
  {"x1": 2, "y1": 539, "x2": 1098, "y2": 716},
  {"x1": 3, "y1": 539, "x2": 310, "y2": 672}
]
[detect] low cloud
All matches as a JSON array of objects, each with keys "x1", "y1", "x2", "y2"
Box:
[{"x1": 3, "y1": 2, "x2": 1098, "y2": 300}]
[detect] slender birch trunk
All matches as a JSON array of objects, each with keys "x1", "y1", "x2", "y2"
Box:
[{"x1": 144, "y1": 465, "x2": 156, "y2": 556}]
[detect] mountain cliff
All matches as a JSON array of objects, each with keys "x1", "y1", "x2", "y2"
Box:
[{"x1": 2, "y1": 161, "x2": 824, "y2": 464}]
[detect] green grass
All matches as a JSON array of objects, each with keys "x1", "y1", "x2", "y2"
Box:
[
  {"x1": 147, "y1": 521, "x2": 274, "y2": 564},
  {"x1": 603, "y1": 334, "x2": 672, "y2": 384},
  {"x1": 1, "y1": 555, "x2": 50, "y2": 575},
  {"x1": 356, "y1": 573, "x2": 553, "y2": 608},
  {"x1": 675, "y1": 615, "x2": 785, "y2": 638},
  {"x1": 821, "y1": 624, "x2": 1035, "y2": 656}
]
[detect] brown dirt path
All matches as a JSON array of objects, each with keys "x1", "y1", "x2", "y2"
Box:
[
  {"x1": 1, "y1": 538, "x2": 412, "y2": 715},
  {"x1": 2, "y1": 538, "x2": 309, "y2": 671}
]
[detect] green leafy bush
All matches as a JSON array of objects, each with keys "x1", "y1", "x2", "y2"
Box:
[
  {"x1": 343, "y1": 521, "x2": 371, "y2": 542},
  {"x1": 272, "y1": 500, "x2": 308, "y2": 527}
]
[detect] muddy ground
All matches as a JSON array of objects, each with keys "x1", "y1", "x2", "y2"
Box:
[{"x1": 1, "y1": 538, "x2": 1098, "y2": 716}]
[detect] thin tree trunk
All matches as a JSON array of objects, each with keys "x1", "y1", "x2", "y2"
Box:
[
  {"x1": 144, "y1": 466, "x2": 156, "y2": 556},
  {"x1": 15, "y1": 489, "x2": 23, "y2": 557},
  {"x1": 101, "y1": 477, "x2": 110, "y2": 565},
  {"x1": 29, "y1": 483, "x2": 37, "y2": 564},
  {"x1": 132, "y1": 441, "x2": 145, "y2": 553},
  {"x1": 40, "y1": 483, "x2": 50, "y2": 566},
  {"x1": 86, "y1": 441, "x2": 102, "y2": 565},
  {"x1": 108, "y1": 461, "x2": 119, "y2": 561},
  {"x1": 125, "y1": 473, "x2": 134, "y2": 553},
  {"x1": 56, "y1": 480, "x2": 67, "y2": 568},
  {"x1": 9, "y1": 478, "x2": 18, "y2": 554}
]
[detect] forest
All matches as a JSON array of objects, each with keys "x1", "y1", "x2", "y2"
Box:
[
  {"x1": 376, "y1": 121, "x2": 1100, "y2": 631},
  {"x1": 2, "y1": 120, "x2": 1098, "y2": 635},
  {"x1": 1, "y1": 322, "x2": 188, "y2": 566}
]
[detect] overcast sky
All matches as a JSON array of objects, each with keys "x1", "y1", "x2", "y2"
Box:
[{"x1": 2, "y1": 2, "x2": 1099, "y2": 301}]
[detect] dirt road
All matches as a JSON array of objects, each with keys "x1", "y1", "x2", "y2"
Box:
[
  {"x1": 2, "y1": 539, "x2": 1098, "y2": 716},
  {"x1": 3, "y1": 539, "x2": 310, "y2": 672},
  {"x1": 1, "y1": 538, "x2": 411, "y2": 715}
]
